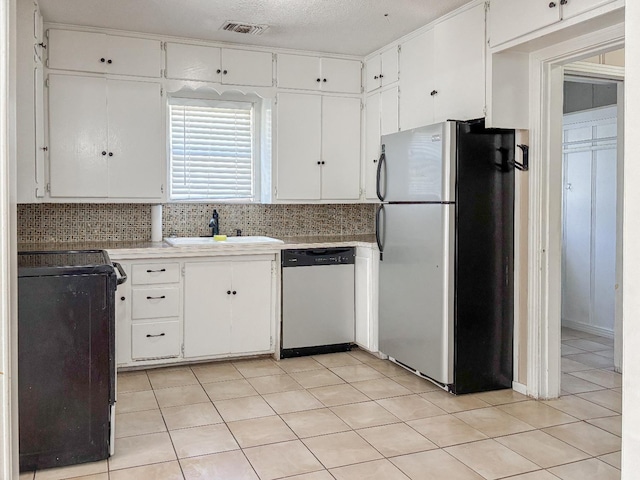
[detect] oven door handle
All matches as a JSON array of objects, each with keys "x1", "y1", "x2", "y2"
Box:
[{"x1": 113, "y1": 262, "x2": 128, "y2": 285}]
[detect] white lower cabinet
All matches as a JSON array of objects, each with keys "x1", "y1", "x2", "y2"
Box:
[
  {"x1": 183, "y1": 258, "x2": 274, "y2": 359},
  {"x1": 355, "y1": 246, "x2": 379, "y2": 353}
]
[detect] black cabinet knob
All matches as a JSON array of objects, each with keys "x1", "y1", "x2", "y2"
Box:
[
  {"x1": 323, "y1": 78, "x2": 327, "y2": 82},
  {"x1": 374, "y1": 75, "x2": 379, "y2": 80},
  {"x1": 232, "y1": 291, "x2": 237, "y2": 295},
  {"x1": 108, "y1": 152, "x2": 113, "y2": 157},
  {"x1": 217, "y1": 69, "x2": 222, "y2": 74},
  {"x1": 102, "y1": 151, "x2": 107, "y2": 156},
  {"x1": 379, "y1": 74, "x2": 384, "y2": 78},
  {"x1": 120, "y1": 296, "x2": 125, "y2": 301},
  {"x1": 321, "y1": 161, "x2": 325, "y2": 165},
  {"x1": 316, "y1": 78, "x2": 321, "y2": 82},
  {"x1": 227, "y1": 290, "x2": 231, "y2": 295},
  {"x1": 107, "y1": 59, "x2": 113, "y2": 64},
  {"x1": 317, "y1": 161, "x2": 321, "y2": 165},
  {"x1": 430, "y1": 90, "x2": 438, "y2": 96},
  {"x1": 223, "y1": 70, "x2": 228, "y2": 75},
  {"x1": 560, "y1": 0, "x2": 567, "y2": 4},
  {"x1": 373, "y1": 159, "x2": 378, "y2": 163},
  {"x1": 549, "y1": 1, "x2": 557, "y2": 7},
  {"x1": 100, "y1": 58, "x2": 105, "y2": 63}
]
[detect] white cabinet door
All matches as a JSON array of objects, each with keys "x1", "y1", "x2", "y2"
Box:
[
  {"x1": 489, "y1": 0, "x2": 561, "y2": 47},
  {"x1": 229, "y1": 260, "x2": 272, "y2": 354},
  {"x1": 183, "y1": 262, "x2": 232, "y2": 358},
  {"x1": 364, "y1": 87, "x2": 398, "y2": 200},
  {"x1": 321, "y1": 96, "x2": 361, "y2": 200},
  {"x1": 165, "y1": 42, "x2": 221, "y2": 82},
  {"x1": 48, "y1": 74, "x2": 108, "y2": 197},
  {"x1": 320, "y1": 57, "x2": 361, "y2": 94},
  {"x1": 364, "y1": 92, "x2": 381, "y2": 200},
  {"x1": 48, "y1": 30, "x2": 161, "y2": 77},
  {"x1": 277, "y1": 54, "x2": 320, "y2": 90},
  {"x1": 433, "y1": 3, "x2": 485, "y2": 123},
  {"x1": 380, "y1": 47, "x2": 399, "y2": 87},
  {"x1": 115, "y1": 262, "x2": 132, "y2": 365},
  {"x1": 106, "y1": 35, "x2": 161, "y2": 78},
  {"x1": 106, "y1": 80, "x2": 163, "y2": 198},
  {"x1": 380, "y1": 86, "x2": 399, "y2": 136},
  {"x1": 47, "y1": 30, "x2": 107, "y2": 73},
  {"x1": 222, "y1": 49, "x2": 272, "y2": 86},
  {"x1": 276, "y1": 93, "x2": 322, "y2": 200},
  {"x1": 365, "y1": 56, "x2": 380, "y2": 93},
  {"x1": 561, "y1": 0, "x2": 615, "y2": 19},
  {"x1": 399, "y1": 29, "x2": 435, "y2": 131}
]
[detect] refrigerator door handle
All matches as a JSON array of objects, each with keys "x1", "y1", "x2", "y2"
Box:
[
  {"x1": 376, "y1": 145, "x2": 386, "y2": 201},
  {"x1": 375, "y1": 204, "x2": 385, "y2": 261}
]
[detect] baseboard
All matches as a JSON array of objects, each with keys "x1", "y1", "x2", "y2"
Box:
[
  {"x1": 562, "y1": 319, "x2": 614, "y2": 339},
  {"x1": 512, "y1": 381, "x2": 528, "y2": 396}
]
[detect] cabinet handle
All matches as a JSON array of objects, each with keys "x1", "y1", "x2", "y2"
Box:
[
  {"x1": 217, "y1": 69, "x2": 222, "y2": 74},
  {"x1": 316, "y1": 78, "x2": 321, "y2": 82},
  {"x1": 379, "y1": 74, "x2": 384, "y2": 78},
  {"x1": 100, "y1": 57, "x2": 106, "y2": 63},
  {"x1": 232, "y1": 291, "x2": 237, "y2": 295},
  {"x1": 146, "y1": 333, "x2": 166, "y2": 338},
  {"x1": 120, "y1": 296, "x2": 125, "y2": 301},
  {"x1": 321, "y1": 161, "x2": 325, "y2": 165},
  {"x1": 146, "y1": 295, "x2": 166, "y2": 300},
  {"x1": 146, "y1": 268, "x2": 166, "y2": 273},
  {"x1": 430, "y1": 90, "x2": 438, "y2": 96},
  {"x1": 317, "y1": 161, "x2": 321, "y2": 165},
  {"x1": 549, "y1": 1, "x2": 557, "y2": 7},
  {"x1": 374, "y1": 75, "x2": 379, "y2": 80},
  {"x1": 227, "y1": 290, "x2": 231, "y2": 295},
  {"x1": 107, "y1": 59, "x2": 113, "y2": 64},
  {"x1": 373, "y1": 159, "x2": 378, "y2": 163},
  {"x1": 102, "y1": 151, "x2": 107, "y2": 156},
  {"x1": 108, "y1": 152, "x2": 113, "y2": 157},
  {"x1": 323, "y1": 78, "x2": 327, "y2": 82},
  {"x1": 560, "y1": 0, "x2": 567, "y2": 3},
  {"x1": 223, "y1": 70, "x2": 228, "y2": 75}
]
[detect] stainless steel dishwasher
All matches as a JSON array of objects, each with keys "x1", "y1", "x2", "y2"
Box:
[{"x1": 281, "y1": 247, "x2": 355, "y2": 358}]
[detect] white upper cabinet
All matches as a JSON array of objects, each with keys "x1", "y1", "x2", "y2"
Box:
[
  {"x1": 48, "y1": 74, "x2": 163, "y2": 199},
  {"x1": 277, "y1": 53, "x2": 361, "y2": 94},
  {"x1": 276, "y1": 92, "x2": 361, "y2": 201},
  {"x1": 433, "y1": 3, "x2": 485, "y2": 123},
  {"x1": 489, "y1": 0, "x2": 615, "y2": 47},
  {"x1": 47, "y1": 29, "x2": 161, "y2": 77},
  {"x1": 165, "y1": 42, "x2": 273, "y2": 86},
  {"x1": 364, "y1": 87, "x2": 398, "y2": 200},
  {"x1": 399, "y1": 29, "x2": 435, "y2": 131},
  {"x1": 399, "y1": 3, "x2": 485, "y2": 130},
  {"x1": 365, "y1": 47, "x2": 399, "y2": 93}
]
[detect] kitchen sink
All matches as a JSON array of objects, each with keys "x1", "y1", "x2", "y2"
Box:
[{"x1": 164, "y1": 236, "x2": 284, "y2": 246}]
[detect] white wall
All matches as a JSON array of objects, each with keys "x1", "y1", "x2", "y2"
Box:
[{"x1": 622, "y1": 1, "x2": 640, "y2": 477}]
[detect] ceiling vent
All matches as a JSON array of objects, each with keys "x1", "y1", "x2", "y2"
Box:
[{"x1": 220, "y1": 21, "x2": 269, "y2": 35}]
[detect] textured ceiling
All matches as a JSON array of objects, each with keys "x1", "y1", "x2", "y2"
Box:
[{"x1": 38, "y1": 0, "x2": 473, "y2": 56}]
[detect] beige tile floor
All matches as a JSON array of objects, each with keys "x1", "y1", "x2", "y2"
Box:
[{"x1": 21, "y1": 328, "x2": 621, "y2": 480}]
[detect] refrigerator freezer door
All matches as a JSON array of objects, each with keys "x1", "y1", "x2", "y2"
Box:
[
  {"x1": 378, "y1": 203, "x2": 455, "y2": 385},
  {"x1": 378, "y1": 122, "x2": 456, "y2": 203}
]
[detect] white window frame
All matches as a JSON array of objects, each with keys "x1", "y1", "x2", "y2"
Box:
[{"x1": 168, "y1": 95, "x2": 262, "y2": 202}]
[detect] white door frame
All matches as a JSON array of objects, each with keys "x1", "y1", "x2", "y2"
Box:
[{"x1": 527, "y1": 22, "x2": 624, "y2": 399}]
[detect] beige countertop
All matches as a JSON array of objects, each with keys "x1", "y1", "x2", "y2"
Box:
[{"x1": 18, "y1": 234, "x2": 377, "y2": 259}]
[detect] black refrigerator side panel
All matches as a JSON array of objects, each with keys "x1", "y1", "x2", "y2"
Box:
[
  {"x1": 453, "y1": 120, "x2": 515, "y2": 394},
  {"x1": 18, "y1": 273, "x2": 112, "y2": 471}
]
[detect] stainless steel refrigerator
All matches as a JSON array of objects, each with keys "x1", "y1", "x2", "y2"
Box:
[{"x1": 376, "y1": 119, "x2": 514, "y2": 395}]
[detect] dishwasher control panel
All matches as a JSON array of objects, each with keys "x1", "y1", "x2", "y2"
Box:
[{"x1": 282, "y1": 248, "x2": 355, "y2": 267}]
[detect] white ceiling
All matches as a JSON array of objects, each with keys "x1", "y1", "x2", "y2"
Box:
[{"x1": 38, "y1": 0, "x2": 473, "y2": 57}]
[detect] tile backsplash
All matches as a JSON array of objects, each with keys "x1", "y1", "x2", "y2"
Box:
[{"x1": 17, "y1": 203, "x2": 376, "y2": 244}]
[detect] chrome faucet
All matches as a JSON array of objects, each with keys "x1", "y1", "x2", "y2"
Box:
[{"x1": 208, "y1": 209, "x2": 219, "y2": 236}]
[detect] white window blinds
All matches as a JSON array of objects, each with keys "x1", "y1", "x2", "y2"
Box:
[{"x1": 170, "y1": 99, "x2": 254, "y2": 200}]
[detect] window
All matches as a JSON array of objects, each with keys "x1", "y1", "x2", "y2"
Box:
[{"x1": 169, "y1": 98, "x2": 256, "y2": 201}]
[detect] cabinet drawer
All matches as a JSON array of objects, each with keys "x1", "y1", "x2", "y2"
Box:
[
  {"x1": 131, "y1": 263, "x2": 180, "y2": 285},
  {"x1": 132, "y1": 287, "x2": 180, "y2": 319},
  {"x1": 132, "y1": 320, "x2": 180, "y2": 360}
]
